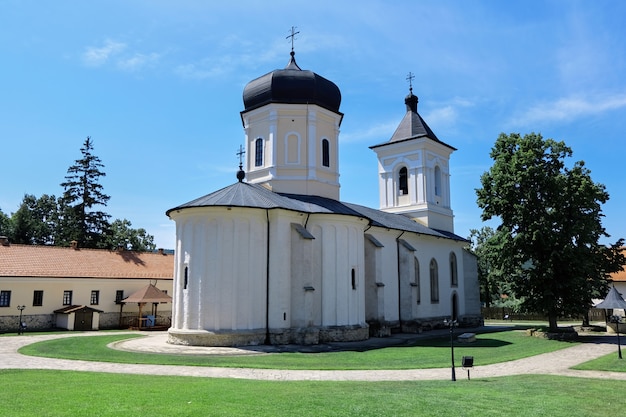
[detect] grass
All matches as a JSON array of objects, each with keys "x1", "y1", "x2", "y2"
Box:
[
  {"x1": 573, "y1": 349, "x2": 626, "y2": 372},
  {"x1": 18, "y1": 329, "x2": 578, "y2": 370},
  {"x1": 1, "y1": 370, "x2": 625, "y2": 417}
]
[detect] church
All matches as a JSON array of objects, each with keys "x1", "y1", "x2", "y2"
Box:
[{"x1": 166, "y1": 48, "x2": 482, "y2": 347}]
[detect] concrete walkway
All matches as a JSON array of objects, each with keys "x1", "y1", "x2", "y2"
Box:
[{"x1": 1, "y1": 329, "x2": 625, "y2": 381}]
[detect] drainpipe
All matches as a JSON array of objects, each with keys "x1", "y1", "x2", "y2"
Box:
[
  {"x1": 396, "y1": 230, "x2": 405, "y2": 330},
  {"x1": 265, "y1": 209, "x2": 271, "y2": 345}
]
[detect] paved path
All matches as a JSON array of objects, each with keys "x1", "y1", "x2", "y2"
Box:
[{"x1": 1, "y1": 330, "x2": 625, "y2": 381}]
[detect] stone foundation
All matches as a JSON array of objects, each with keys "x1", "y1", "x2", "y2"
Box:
[{"x1": 168, "y1": 324, "x2": 370, "y2": 347}]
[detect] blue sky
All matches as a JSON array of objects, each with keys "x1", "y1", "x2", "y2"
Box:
[{"x1": 1, "y1": 1, "x2": 625, "y2": 249}]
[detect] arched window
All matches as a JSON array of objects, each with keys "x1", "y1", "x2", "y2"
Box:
[
  {"x1": 434, "y1": 165, "x2": 442, "y2": 196},
  {"x1": 414, "y1": 257, "x2": 421, "y2": 304},
  {"x1": 450, "y1": 252, "x2": 458, "y2": 287},
  {"x1": 322, "y1": 139, "x2": 330, "y2": 167},
  {"x1": 430, "y1": 258, "x2": 439, "y2": 303},
  {"x1": 399, "y1": 167, "x2": 408, "y2": 195},
  {"x1": 254, "y1": 138, "x2": 263, "y2": 167}
]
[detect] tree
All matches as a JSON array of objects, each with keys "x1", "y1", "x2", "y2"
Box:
[
  {"x1": 468, "y1": 226, "x2": 500, "y2": 307},
  {"x1": 0, "y1": 208, "x2": 12, "y2": 238},
  {"x1": 104, "y1": 219, "x2": 156, "y2": 252},
  {"x1": 476, "y1": 132, "x2": 625, "y2": 331},
  {"x1": 11, "y1": 194, "x2": 58, "y2": 245},
  {"x1": 59, "y1": 137, "x2": 111, "y2": 248}
]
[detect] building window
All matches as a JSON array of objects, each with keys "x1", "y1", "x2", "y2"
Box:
[
  {"x1": 399, "y1": 167, "x2": 408, "y2": 195},
  {"x1": 351, "y1": 268, "x2": 356, "y2": 290},
  {"x1": 450, "y1": 252, "x2": 458, "y2": 287},
  {"x1": 184, "y1": 266, "x2": 189, "y2": 290},
  {"x1": 0, "y1": 290, "x2": 11, "y2": 307},
  {"x1": 434, "y1": 165, "x2": 442, "y2": 196},
  {"x1": 115, "y1": 290, "x2": 124, "y2": 304},
  {"x1": 430, "y1": 259, "x2": 439, "y2": 303},
  {"x1": 322, "y1": 139, "x2": 330, "y2": 167},
  {"x1": 62, "y1": 290, "x2": 73, "y2": 306},
  {"x1": 414, "y1": 257, "x2": 421, "y2": 304},
  {"x1": 33, "y1": 290, "x2": 44, "y2": 307},
  {"x1": 254, "y1": 138, "x2": 263, "y2": 167},
  {"x1": 90, "y1": 290, "x2": 100, "y2": 305}
]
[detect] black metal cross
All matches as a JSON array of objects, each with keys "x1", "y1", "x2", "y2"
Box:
[
  {"x1": 236, "y1": 144, "x2": 245, "y2": 169},
  {"x1": 286, "y1": 26, "x2": 300, "y2": 52},
  {"x1": 406, "y1": 72, "x2": 415, "y2": 93}
]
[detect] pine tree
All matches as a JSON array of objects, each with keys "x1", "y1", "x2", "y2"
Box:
[{"x1": 59, "y1": 137, "x2": 111, "y2": 248}]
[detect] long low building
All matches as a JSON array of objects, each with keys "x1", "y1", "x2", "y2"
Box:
[{"x1": 0, "y1": 237, "x2": 173, "y2": 332}]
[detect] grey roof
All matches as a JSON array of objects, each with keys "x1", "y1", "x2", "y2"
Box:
[
  {"x1": 370, "y1": 92, "x2": 456, "y2": 151},
  {"x1": 242, "y1": 52, "x2": 342, "y2": 114},
  {"x1": 595, "y1": 286, "x2": 626, "y2": 309},
  {"x1": 166, "y1": 182, "x2": 333, "y2": 215},
  {"x1": 167, "y1": 182, "x2": 467, "y2": 242}
]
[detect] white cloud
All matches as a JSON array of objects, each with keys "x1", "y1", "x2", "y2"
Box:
[
  {"x1": 511, "y1": 93, "x2": 626, "y2": 126},
  {"x1": 82, "y1": 40, "x2": 126, "y2": 66},
  {"x1": 117, "y1": 52, "x2": 160, "y2": 71}
]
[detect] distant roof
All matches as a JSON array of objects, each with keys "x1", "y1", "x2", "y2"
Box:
[
  {"x1": 595, "y1": 285, "x2": 626, "y2": 309},
  {"x1": 370, "y1": 92, "x2": 456, "y2": 151},
  {"x1": 0, "y1": 244, "x2": 173, "y2": 279},
  {"x1": 611, "y1": 249, "x2": 626, "y2": 282},
  {"x1": 167, "y1": 182, "x2": 467, "y2": 242}
]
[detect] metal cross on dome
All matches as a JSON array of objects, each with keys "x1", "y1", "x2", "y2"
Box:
[
  {"x1": 286, "y1": 26, "x2": 300, "y2": 53},
  {"x1": 236, "y1": 144, "x2": 245, "y2": 169},
  {"x1": 406, "y1": 72, "x2": 415, "y2": 93}
]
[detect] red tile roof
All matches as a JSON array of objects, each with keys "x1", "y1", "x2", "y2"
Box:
[
  {"x1": 611, "y1": 248, "x2": 626, "y2": 282},
  {"x1": 0, "y1": 243, "x2": 173, "y2": 279}
]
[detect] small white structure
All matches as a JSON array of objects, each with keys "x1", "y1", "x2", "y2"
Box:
[{"x1": 166, "y1": 50, "x2": 482, "y2": 347}]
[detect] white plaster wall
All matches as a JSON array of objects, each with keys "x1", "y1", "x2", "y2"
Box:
[{"x1": 170, "y1": 207, "x2": 268, "y2": 333}]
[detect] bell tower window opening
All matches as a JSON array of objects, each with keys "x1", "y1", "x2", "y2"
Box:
[
  {"x1": 434, "y1": 165, "x2": 442, "y2": 196},
  {"x1": 183, "y1": 266, "x2": 189, "y2": 290},
  {"x1": 322, "y1": 139, "x2": 330, "y2": 167},
  {"x1": 398, "y1": 167, "x2": 408, "y2": 195},
  {"x1": 254, "y1": 138, "x2": 263, "y2": 167}
]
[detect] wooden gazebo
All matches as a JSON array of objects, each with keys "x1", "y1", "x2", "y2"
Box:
[{"x1": 122, "y1": 284, "x2": 172, "y2": 329}]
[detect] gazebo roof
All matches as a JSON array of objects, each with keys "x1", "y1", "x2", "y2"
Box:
[
  {"x1": 122, "y1": 284, "x2": 172, "y2": 304},
  {"x1": 595, "y1": 286, "x2": 626, "y2": 310}
]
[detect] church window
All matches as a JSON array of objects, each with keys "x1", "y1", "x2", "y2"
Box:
[
  {"x1": 434, "y1": 166, "x2": 442, "y2": 196},
  {"x1": 254, "y1": 138, "x2": 263, "y2": 167},
  {"x1": 183, "y1": 266, "x2": 189, "y2": 290},
  {"x1": 430, "y1": 259, "x2": 439, "y2": 303},
  {"x1": 414, "y1": 257, "x2": 421, "y2": 304},
  {"x1": 322, "y1": 139, "x2": 330, "y2": 167},
  {"x1": 351, "y1": 268, "x2": 356, "y2": 290},
  {"x1": 398, "y1": 167, "x2": 408, "y2": 195},
  {"x1": 450, "y1": 252, "x2": 458, "y2": 287}
]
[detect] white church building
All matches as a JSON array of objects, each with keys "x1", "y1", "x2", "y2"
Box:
[{"x1": 166, "y1": 50, "x2": 482, "y2": 346}]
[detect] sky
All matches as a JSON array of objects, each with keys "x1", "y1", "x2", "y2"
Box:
[{"x1": 1, "y1": 1, "x2": 625, "y2": 250}]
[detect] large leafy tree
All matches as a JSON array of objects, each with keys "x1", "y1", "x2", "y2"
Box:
[
  {"x1": 0, "y1": 208, "x2": 12, "y2": 237},
  {"x1": 105, "y1": 219, "x2": 156, "y2": 252},
  {"x1": 59, "y1": 137, "x2": 111, "y2": 248},
  {"x1": 11, "y1": 194, "x2": 58, "y2": 245},
  {"x1": 476, "y1": 132, "x2": 625, "y2": 331}
]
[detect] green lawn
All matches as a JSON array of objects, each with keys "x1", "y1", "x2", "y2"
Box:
[
  {"x1": 0, "y1": 370, "x2": 624, "y2": 417},
  {"x1": 19, "y1": 329, "x2": 578, "y2": 370}
]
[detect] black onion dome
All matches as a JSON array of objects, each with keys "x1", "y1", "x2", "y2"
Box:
[{"x1": 242, "y1": 52, "x2": 341, "y2": 113}]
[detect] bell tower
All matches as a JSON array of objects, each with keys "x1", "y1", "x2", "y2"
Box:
[{"x1": 370, "y1": 74, "x2": 455, "y2": 232}]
